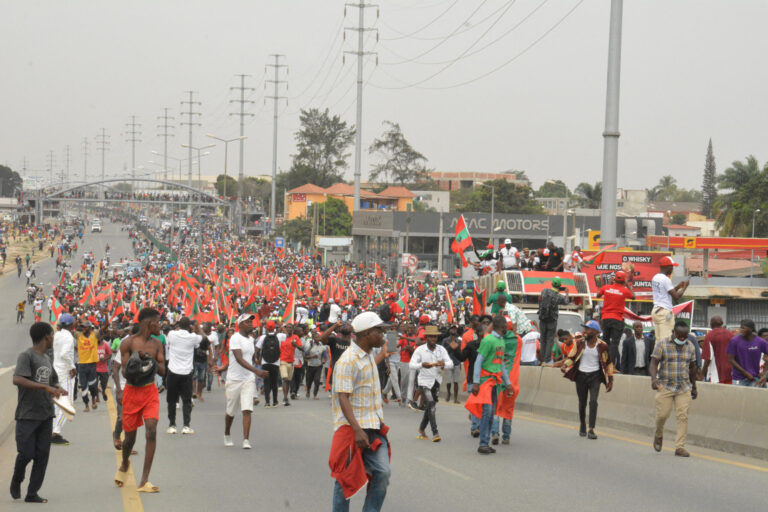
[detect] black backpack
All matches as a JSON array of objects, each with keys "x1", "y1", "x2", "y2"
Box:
[
  {"x1": 261, "y1": 333, "x2": 280, "y2": 364},
  {"x1": 538, "y1": 288, "x2": 560, "y2": 321}
]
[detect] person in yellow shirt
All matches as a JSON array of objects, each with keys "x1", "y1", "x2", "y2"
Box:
[
  {"x1": 77, "y1": 322, "x2": 100, "y2": 412},
  {"x1": 16, "y1": 301, "x2": 25, "y2": 323}
]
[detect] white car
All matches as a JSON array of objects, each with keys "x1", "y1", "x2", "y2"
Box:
[{"x1": 91, "y1": 223, "x2": 102, "y2": 233}]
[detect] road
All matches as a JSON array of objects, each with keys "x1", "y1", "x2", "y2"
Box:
[{"x1": 1, "y1": 222, "x2": 767, "y2": 511}]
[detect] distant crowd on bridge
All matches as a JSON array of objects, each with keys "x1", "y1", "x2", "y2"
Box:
[{"x1": 55, "y1": 190, "x2": 220, "y2": 203}]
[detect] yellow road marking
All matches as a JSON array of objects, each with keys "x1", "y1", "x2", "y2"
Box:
[
  {"x1": 105, "y1": 389, "x2": 145, "y2": 512},
  {"x1": 515, "y1": 413, "x2": 768, "y2": 473}
]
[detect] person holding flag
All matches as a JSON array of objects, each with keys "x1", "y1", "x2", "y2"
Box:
[{"x1": 491, "y1": 318, "x2": 521, "y2": 446}]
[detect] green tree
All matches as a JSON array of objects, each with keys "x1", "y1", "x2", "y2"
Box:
[
  {"x1": 368, "y1": 121, "x2": 431, "y2": 185},
  {"x1": 714, "y1": 155, "x2": 768, "y2": 236},
  {"x1": 671, "y1": 213, "x2": 687, "y2": 225},
  {"x1": 575, "y1": 182, "x2": 602, "y2": 208},
  {"x1": 701, "y1": 139, "x2": 717, "y2": 218},
  {"x1": 283, "y1": 108, "x2": 355, "y2": 190},
  {"x1": 214, "y1": 174, "x2": 237, "y2": 198},
  {"x1": 279, "y1": 217, "x2": 312, "y2": 246},
  {"x1": 310, "y1": 196, "x2": 352, "y2": 236},
  {"x1": 535, "y1": 179, "x2": 569, "y2": 198},
  {"x1": 449, "y1": 188, "x2": 474, "y2": 212},
  {"x1": 0, "y1": 165, "x2": 23, "y2": 197},
  {"x1": 460, "y1": 179, "x2": 543, "y2": 214}
]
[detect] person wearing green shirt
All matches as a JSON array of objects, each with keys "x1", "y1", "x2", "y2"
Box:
[
  {"x1": 492, "y1": 320, "x2": 520, "y2": 445},
  {"x1": 487, "y1": 281, "x2": 514, "y2": 315},
  {"x1": 471, "y1": 316, "x2": 512, "y2": 454}
]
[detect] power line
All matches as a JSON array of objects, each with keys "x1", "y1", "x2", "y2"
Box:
[
  {"x1": 371, "y1": 0, "x2": 585, "y2": 90},
  {"x1": 125, "y1": 115, "x2": 142, "y2": 180},
  {"x1": 81, "y1": 137, "x2": 89, "y2": 182},
  {"x1": 156, "y1": 108, "x2": 175, "y2": 181},
  {"x1": 64, "y1": 145, "x2": 71, "y2": 186},
  {"x1": 289, "y1": 15, "x2": 346, "y2": 100},
  {"x1": 180, "y1": 91, "x2": 202, "y2": 188},
  {"x1": 96, "y1": 129, "x2": 110, "y2": 181},
  {"x1": 266, "y1": 54, "x2": 288, "y2": 231},
  {"x1": 229, "y1": 74, "x2": 255, "y2": 196},
  {"x1": 380, "y1": 0, "x2": 459, "y2": 40},
  {"x1": 46, "y1": 150, "x2": 55, "y2": 187}
]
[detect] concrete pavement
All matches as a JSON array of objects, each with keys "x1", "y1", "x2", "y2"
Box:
[{"x1": 1, "y1": 222, "x2": 767, "y2": 511}]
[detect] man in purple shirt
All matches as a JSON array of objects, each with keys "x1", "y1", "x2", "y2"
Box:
[{"x1": 726, "y1": 319, "x2": 768, "y2": 387}]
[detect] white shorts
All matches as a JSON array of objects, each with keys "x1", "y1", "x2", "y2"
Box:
[{"x1": 225, "y1": 377, "x2": 255, "y2": 416}]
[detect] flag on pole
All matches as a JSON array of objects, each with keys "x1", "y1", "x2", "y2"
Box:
[
  {"x1": 445, "y1": 287, "x2": 454, "y2": 324},
  {"x1": 282, "y1": 294, "x2": 296, "y2": 324},
  {"x1": 472, "y1": 287, "x2": 485, "y2": 316},
  {"x1": 49, "y1": 299, "x2": 65, "y2": 323},
  {"x1": 451, "y1": 214, "x2": 473, "y2": 267},
  {"x1": 581, "y1": 244, "x2": 617, "y2": 266}
]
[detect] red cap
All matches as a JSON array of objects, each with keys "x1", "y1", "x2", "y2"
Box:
[
  {"x1": 487, "y1": 243, "x2": 494, "y2": 249},
  {"x1": 266, "y1": 320, "x2": 276, "y2": 330},
  {"x1": 614, "y1": 270, "x2": 626, "y2": 283},
  {"x1": 419, "y1": 314, "x2": 430, "y2": 325},
  {"x1": 659, "y1": 256, "x2": 679, "y2": 267}
]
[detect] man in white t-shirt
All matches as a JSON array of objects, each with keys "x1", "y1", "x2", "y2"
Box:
[
  {"x1": 499, "y1": 239, "x2": 520, "y2": 270},
  {"x1": 651, "y1": 256, "x2": 689, "y2": 342},
  {"x1": 328, "y1": 299, "x2": 342, "y2": 324},
  {"x1": 165, "y1": 317, "x2": 204, "y2": 435},
  {"x1": 295, "y1": 302, "x2": 309, "y2": 325},
  {"x1": 52, "y1": 314, "x2": 77, "y2": 445},
  {"x1": 204, "y1": 323, "x2": 219, "y2": 392},
  {"x1": 220, "y1": 314, "x2": 268, "y2": 449},
  {"x1": 520, "y1": 329, "x2": 541, "y2": 365}
]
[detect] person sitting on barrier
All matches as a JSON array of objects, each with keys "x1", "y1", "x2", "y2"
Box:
[{"x1": 561, "y1": 320, "x2": 614, "y2": 440}]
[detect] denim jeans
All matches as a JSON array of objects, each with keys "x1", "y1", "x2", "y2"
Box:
[
  {"x1": 332, "y1": 433, "x2": 390, "y2": 512},
  {"x1": 470, "y1": 412, "x2": 480, "y2": 433},
  {"x1": 478, "y1": 386, "x2": 497, "y2": 447},
  {"x1": 491, "y1": 416, "x2": 512, "y2": 440}
]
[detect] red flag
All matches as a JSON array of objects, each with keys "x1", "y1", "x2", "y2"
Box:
[
  {"x1": 450, "y1": 214, "x2": 473, "y2": 267},
  {"x1": 472, "y1": 287, "x2": 485, "y2": 316},
  {"x1": 282, "y1": 294, "x2": 296, "y2": 324}
]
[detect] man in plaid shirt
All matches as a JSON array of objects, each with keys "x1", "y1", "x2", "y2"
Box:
[{"x1": 649, "y1": 320, "x2": 698, "y2": 457}]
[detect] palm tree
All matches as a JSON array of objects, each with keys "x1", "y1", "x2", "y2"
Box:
[
  {"x1": 714, "y1": 156, "x2": 766, "y2": 236},
  {"x1": 574, "y1": 182, "x2": 602, "y2": 209}
]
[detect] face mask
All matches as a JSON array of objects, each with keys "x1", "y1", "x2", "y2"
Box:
[{"x1": 673, "y1": 337, "x2": 687, "y2": 346}]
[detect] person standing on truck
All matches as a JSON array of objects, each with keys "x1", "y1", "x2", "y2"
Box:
[
  {"x1": 486, "y1": 280, "x2": 513, "y2": 315},
  {"x1": 596, "y1": 270, "x2": 635, "y2": 367},
  {"x1": 497, "y1": 239, "x2": 520, "y2": 270},
  {"x1": 538, "y1": 277, "x2": 569, "y2": 365},
  {"x1": 651, "y1": 256, "x2": 689, "y2": 342}
]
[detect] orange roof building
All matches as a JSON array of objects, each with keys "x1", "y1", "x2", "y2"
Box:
[{"x1": 284, "y1": 183, "x2": 416, "y2": 221}]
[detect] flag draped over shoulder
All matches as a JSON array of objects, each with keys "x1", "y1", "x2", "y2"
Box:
[{"x1": 450, "y1": 214, "x2": 473, "y2": 267}]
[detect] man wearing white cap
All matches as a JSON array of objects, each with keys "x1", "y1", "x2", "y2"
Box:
[
  {"x1": 651, "y1": 256, "x2": 689, "y2": 342},
  {"x1": 220, "y1": 314, "x2": 268, "y2": 449},
  {"x1": 51, "y1": 314, "x2": 77, "y2": 445},
  {"x1": 330, "y1": 311, "x2": 391, "y2": 512},
  {"x1": 498, "y1": 239, "x2": 519, "y2": 271}
]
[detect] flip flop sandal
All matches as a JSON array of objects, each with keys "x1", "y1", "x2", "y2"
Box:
[
  {"x1": 114, "y1": 468, "x2": 128, "y2": 487},
  {"x1": 137, "y1": 482, "x2": 160, "y2": 493}
]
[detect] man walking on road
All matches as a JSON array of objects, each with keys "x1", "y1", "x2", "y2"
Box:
[
  {"x1": 651, "y1": 256, "x2": 689, "y2": 342},
  {"x1": 51, "y1": 314, "x2": 77, "y2": 445},
  {"x1": 410, "y1": 325, "x2": 453, "y2": 442},
  {"x1": 165, "y1": 317, "x2": 204, "y2": 435},
  {"x1": 538, "y1": 277, "x2": 569, "y2": 365},
  {"x1": 220, "y1": 314, "x2": 268, "y2": 449},
  {"x1": 649, "y1": 320, "x2": 698, "y2": 457},
  {"x1": 329, "y1": 312, "x2": 391, "y2": 512},
  {"x1": 77, "y1": 321, "x2": 100, "y2": 412},
  {"x1": 11, "y1": 322, "x2": 66, "y2": 504}
]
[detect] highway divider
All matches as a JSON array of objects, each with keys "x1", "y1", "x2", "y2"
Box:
[{"x1": 0, "y1": 367, "x2": 16, "y2": 445}]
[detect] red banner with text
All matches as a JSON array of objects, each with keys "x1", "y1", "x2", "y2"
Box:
[{"x1": 581, "y1": 250, "x2": 672, "y2": 299}]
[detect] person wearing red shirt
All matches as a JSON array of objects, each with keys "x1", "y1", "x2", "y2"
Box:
[
  {"x1": 701, "y1": 315, "x2": 733, "y2": 383},
  {"x1": 596, "y1": 271, "x2": 634, "y2": 368},
  {"x1": 280, "y1": 325, "x2": 302, "y2": 406}
]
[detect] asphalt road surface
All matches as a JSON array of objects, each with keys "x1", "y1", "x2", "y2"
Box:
[{"x1": 1, "y1": 222, "x2": 766, "y2": 512}]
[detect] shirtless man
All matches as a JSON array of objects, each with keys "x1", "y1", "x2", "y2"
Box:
[{"x1": 115, "y1": 308, "x2": 165, "y2": 493}]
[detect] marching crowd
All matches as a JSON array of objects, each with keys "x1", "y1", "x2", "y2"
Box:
[{"x1": 9, "y1": 215, "x2": 768, "y2": 510}]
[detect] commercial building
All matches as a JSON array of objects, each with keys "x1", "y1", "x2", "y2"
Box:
[
  {"x1": 429, "y1": 170, "x2": 530, "y2": 191},
  {"x1": 284, "y1": 183, "x2": 415, "y2": 221}
]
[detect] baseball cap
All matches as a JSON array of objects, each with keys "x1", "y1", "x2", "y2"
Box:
[
  {"x1": 351, "y1": 311, "x2": 385, "y2": 333},
  {"x1": 329, "y1": 298, "x2": 335, "y2": 304},
  {"x1": 496, "y1": 280, "x2": 506, "y2": 291},
  {"x1": 659, "y1": 256, "x2": 679, "y2": 267},
  {"x1": 265, "y1": 320, "x2": 276, "y2": 331},
  {"x1": 504, "y1": 238, "x2": 512, "y2": 244},
  {"x1": 581, "y1": 319, "x2": 601, "y2": 331},
  {"x1": 614, "y1": 270, "x2": 626, "y2": 283},
  {"x1": 552, "y1": 277, "x2": 562, "y2": 288},
  {"x1": 486, "y1": 243, "x2": 494, "y2": 249},
  {"x1": 58, "y1": 313, "x2": 75, "y2": 326},
  {"x1": 419, "y1": 314, "x2": 431, "y2": 325},
  {"x1": 236, "y1": 313, "x2": 255, "y2": 325}
]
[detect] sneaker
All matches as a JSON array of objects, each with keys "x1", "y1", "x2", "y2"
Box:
[
  {"x1": 224, "y1": 435, "x2": 233, "y2": 447},
  {"x1": 471, "y1": 429, "x2": 480, "y2": 438},
  {"x1": 158, "y1": 385, "x2": 165, "y2": 393},
  {"x1": 674, "y1": 448, "x2": 690, "y2": 457},
  {"x1": 587, "y1": 430, "x2": 598, "y2": 440},
  {"x1": 408, "y1": 400, "x2": 420, "y2": 411},
  {"x1": 51, "y1": 434, "x2": 70, "y2": 446},
  {"x1": 265, "y1": 403, "x2": 271, "y2": 408},
  {"x1": 283, "y1": 400, "x2": 291, "y2": 407},
  {"x1": 477, "y1": 446, "x2": 494, "y2": 455},
  {"x1": 501, "y1": 438, "x2": 510, "y2": 445},
  {"x1": 181, "y1": 426, "x2": 194, "y2": 435},
  {"x1": 491, "y1": 434, "x2": 500, "y2": 445},
  {"x1": 242, "y1": 439, "x2": 251, "y2": 450},
  {"x1": 166, "y1": 425, "x2": 178, "y2": 434}
]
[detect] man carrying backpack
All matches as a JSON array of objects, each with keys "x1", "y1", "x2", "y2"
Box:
[
  {"x1": 256, "y1": 320, "x2": 285, "y2": 408},
  {"x1": 538, "y1": 277, "x2": 570, "y2": 365}
]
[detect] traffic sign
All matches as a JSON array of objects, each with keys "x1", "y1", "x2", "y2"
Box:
[{"x1": 275, "y1": 237, "x2": 285, "y2": 249}]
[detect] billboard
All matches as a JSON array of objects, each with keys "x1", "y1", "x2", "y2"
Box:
[{"x1": 580, "y1": 250, "x2": 672, "y2": 299}]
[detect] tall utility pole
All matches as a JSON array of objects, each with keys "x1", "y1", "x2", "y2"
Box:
[
  {"x1": 96, "y1": 128, "x2": 110, "y2": 181},
  {"x1": 64, "y1": 145, "x2": 71, "y2": 186},
  {"x1": 125, "y1": 115, "x2": 142, "y2": 181},
  {"x1": 156, "y1": 108, "x2": 175, "y2": 181},
  {"x1": 46, "y1": 150, "x2": 55, "y2": 188},
  {"x1": 599, "y1": 0, "x2": 623, "y2": 246},
  {"x1": 266, "y1": 54, "x2": 287, "y2": 232},
  {"x1": 81, "y1": 137, "x2": 89, "y2": 182},
  {"x1": 345, "y1": 1, "x2": 378, "y2": 212},
  {"x1": 230, "y1": 74, "x2": 255, "y2": 200},
  {"x1": 180, "y1": 91, "x2": 202, "y2": 189}
]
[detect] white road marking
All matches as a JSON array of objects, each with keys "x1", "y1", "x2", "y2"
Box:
[{"x1": 416, "y1": 457, "x2": 472, "y2": 481}]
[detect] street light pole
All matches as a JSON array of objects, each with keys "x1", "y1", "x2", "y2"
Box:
[
  {"x1": 751, "y1": 208, "x2": 760, "y2": 282},
  {"x1": 207, "y1": 134, "x2": 247, "y2": 200},
  {"x1": 181, "y1": 143, "x2": 215, "y2": 191}
]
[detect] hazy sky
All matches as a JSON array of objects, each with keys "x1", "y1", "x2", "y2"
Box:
[{"x1": 2, "y1": 0, "x2": 767, "y2": 193}]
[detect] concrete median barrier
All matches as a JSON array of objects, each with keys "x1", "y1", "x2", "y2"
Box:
[
  {"x1": 513, "y1": 367, "x2": 768, "y2": 460},
  {"x1": 0, "y1": 366, "x2": 16, "y2": 445}
]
